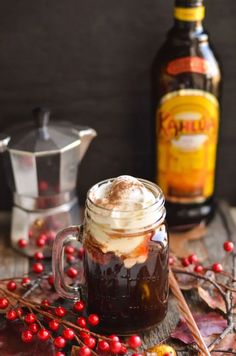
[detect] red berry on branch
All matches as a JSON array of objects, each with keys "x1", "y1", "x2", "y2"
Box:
[
  {"x1": 120, "y1": 345, "x2": 128, "y2": 354},
  {"x1": 21, "y1": 277, "x2": 31, "y2": 287},
  {"x1": 84, "y1": 336, "x2": 96, "y2": 349},
  {"x1": 54, "y1": 336, "x2": 66, "y2": 348},
  {"x1": 46, "y1": 230, "x2": 56, "y2": 241},
  {"x1": 55, "y1": 353, "x2": 65, "y2": 356},
  {"x1": 73, "y1": 300, "x2": 85, "y2": 312},
  {"x1": 109, "y1": 335, "x2": 120, "y2": 342},
  {"x1": 88, "y1": 314, "x2": 99, "y2": 326},
  {"x1": 0, "y1": 298, "x2": 9, "y2": 309},
  {"x1": 181, "y1": 257, "x2": 190, "y2": 267},
  {"x1": 212, "y1": 263, "x2": 223, "y2": 273},
  {"x1": 76, "y1": 317, "x2": 87, "y2": 328},
  {"x1": 55, "y1": 307, "x2": 67, "y2": 317},
  {"x1": 37, "y1": 328, "x2": 50, "y2": 341},
  {"x1": 110, "y1": 341, "x2": 122, "y2": 354},
  {"x1": 18, "y1": 238, "x2": 28, "y2": 248},
  {"x1": 78, "y1": 247, "x2": 85, "y2": 259},
  {"x1": 7, "y1": 280, "x2": 17, "y2": 291},
  {"x1": 24, "y1": 313, "x2": 37, "y2": 324},
  {"x1": 223, "y1": 241, "x2": 234, "y2": 252},
  {"x1": 32, "y1": 262, "x2": 44, "y2": 274},
  {"x1": 15, "y1": 307, "x2": 23, "y2": 317},
  {"x1": 21, "y1": 330, "x2": 33, "y2": 343},
  {"x1": 128, "y1": 335, "x2": 142, "y2": 349},
  {"x1": 98, "y1": 340, "x2": 110, "y2": 352},
  {"x1": 132, "y1": 354, "x2": 143, "y2": 356},
  {"x1": 78, "y1": 346, "x2": 91, "y2": 356},
  {"x1": 6, "y1": 310, "x2": 17, "y2": 321},
  {"x1": 47, "y1": 275, "x2": 54, "y2": 287},
  {"x1": 66, "y1": 255, "x2": 75, "y2": 264},
  {"x1": 194, "y1": 265, "x2": 204, "y2": 273},
  {"x1": 36, "y1": 238, "x2": 46, "y2": 248},
  {"x1": 79, "y1": 328, "x2": 90, "y2": 339},
  {"x1": 163, "y1": 353, "x2": 172, "y2": 356},
  {"x1": 29, "y1": 323, "x2": 40, "y2": 334},
  {"x1": 67, "y1": 267, "x2": 78, "y2": 278},
  {"x1": 49, "y1": 319, "x2": 60, "y2": 331},
  {"x1": 188, "y1": 254, "x2": 198, "y2": 264},
  {"x1": 41, "y1": 299, "x2": 50, "y2": 307},
  {"x1": 34, "y1": 252, "x2": 44, "y2": 260},
  {"x1": 62, "y1": 328, "x2": 75, "y2": 340},
  {"x1": 65, "y1": 245, "x2": 75, "y2": 255}
]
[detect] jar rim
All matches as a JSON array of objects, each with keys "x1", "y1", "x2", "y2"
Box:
[{"x1": 86, "y1": 177, "x2": 165, "y2": 214}]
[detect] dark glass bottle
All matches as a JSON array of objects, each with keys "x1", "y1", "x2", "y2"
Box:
[{"x1": 152, "y1": 0, "x2": 222, "y2": 230}]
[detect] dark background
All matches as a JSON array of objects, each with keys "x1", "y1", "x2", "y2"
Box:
[{"x1": 0, "y1": 0, "x2": 235, "y2": 210}]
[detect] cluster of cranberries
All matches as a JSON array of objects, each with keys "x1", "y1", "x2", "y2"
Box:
[
  {"x1": 169, "y1": 241, "x2": 235, "y2": 275},
  {"x1": 1, "y1": 292, "x2": 143, "y2": 356}
]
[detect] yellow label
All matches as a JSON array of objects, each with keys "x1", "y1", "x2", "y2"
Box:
[
  {"x1": 156, "y1": 89, "x2": 219, "y2": 203},
  {"x1": 174, "y1": 6, "x2": 205, "y2": 21}
]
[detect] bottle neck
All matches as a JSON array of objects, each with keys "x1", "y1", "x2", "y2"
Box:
[{"x1": 173, "y1": 1, "x2": 205, "y2": 32}]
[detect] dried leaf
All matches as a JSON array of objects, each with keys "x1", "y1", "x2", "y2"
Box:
[
  {"x1": 170, "y1": 223, "x2": 206, "y2": 257},
  {"x1": 198, "y1": 286, "x2": 226, "y2": 313},
  {"x1": 210, "y1": 334, "x2": 236, "y2": 355},
  {"x1": 171, "y1": 312, "x2": 227, "y2": 345}
]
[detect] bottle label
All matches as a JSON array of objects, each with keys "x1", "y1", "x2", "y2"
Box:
[
  {"x1": 167, "y1": 57, "x2": 209, "y2": 76},
  {"x1": 156, "y1": 89, "x2": 219, "y2": 203},
  {"x1": 174, "y1": 6, "x2": 205, "y2": 22}
]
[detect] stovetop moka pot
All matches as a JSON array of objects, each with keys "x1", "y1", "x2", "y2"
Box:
[{"x1": 0, "y1": 108, "x2": 97, "y2": 256}]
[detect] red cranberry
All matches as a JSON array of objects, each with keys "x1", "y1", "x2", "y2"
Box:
[
  {"x1": 55, "y1": 353, "x2": 65, "y2": 356},
  {"x1": 34, "y1": 252, "x2": 44, "y2": 260},
  {"x1": 110, "y1": 341, "x2": 122, "y2": 354},
  {"x1": 88, "y1": 314, "x2": 99, "y2": 326},
  {"x1": 79, "y1": 328, "x2": 90, "y2": 339},
  {"x1": 18, "y1": 238, "x2": 28, "y2": 248},
  {"x1": 21, "y1": 277, "x2": 31, "y2": 287},
  {"x1": 21, "y1": 330, "x2": 33, "y2": 343},
  {"x1": 78, "y1": 346, "x2": 91, "y2": 356},
  {"x1": 0, "y1": 298, "x2": 9, "y2": 309},
  {"x1": 37, "y1": 328, "x2": 50, "y2": 341},
  {"x1": 98, "y1": 340, "x2": 110, "y2": 352},
  {"x1": 109, "y1": 335, "x2": 120, "y2": 342},
  {"x1": 41, "y1": 299, "x2": 50, "y2": 307},
  {"x1": 49, "y1": 319, "x2": 60, "y2": 331},
  {"x1": 65, "y1": 245, "x2": 75, "y2": 255},
  {"x1": 212, "y1": 263, "x2": 223, "y2": 273},
  {"x1": 128, "y1": 335, "x2": 142, "y2": 349},
  {"x1": 66, "y1": 255, "x2": 75, "y2": 263},
  {"x1": 6, "y1": 310, "x2": 17, "y2": 321},
  {"x1": 32, "y1": 262, "x2": 44, "y2": 274},
  {"x1": 39, "y1": 180, "x2": 48, "y2": 192},
  {"x1": 194, "y1": 265, "x2": 204, "y2": 273},
  {"x1": 132, "y1": 354, "x2": 143, "y2": 356},
  {"x1": 47, "y1": 275, "x2": 54, "y2": 287},
  {"x1": 55, "y1": 307, "x2": 67, "y2": 317},
  {"x1": 24, "y1": 313, "x2": 37, "y2": 324},
  {"x1": 182, "y1": 257, "x2": 190, "y2": 267},
  {"x1": 73, "y1": 300, "x2": 85, "y2": 312},
  {"x1": 223, "y1": 241, "x2": 234, "y2": 252},
  {"x1": 188, "y1": 254, "x2": 198, "y2": 264},
  {"x1": 78, "y1": 247, "x2": 85, "y2": 259},
  {"x1": 84, "y1": 336, "x2": 96, "y2": 349},
  {"x1": 66, "y1": 267, "x2": 78, "y2": 278},
  {"x1": 62, "y1": 328, "x2": 75, "y2": 340},
  {"x1": 54, "y1": 336, "x2": 66, "y2": 349},
  {"x1": 36, "y1": 238, "x2": 46, "y2": 248},
  {"x1": 7, "y1": 280, "x2": 17, "y2": 291},
  {"x1": 29, "y1": 323, "x2": 39, "y2": 334},
  {"x1": 76, "y1": 317, "x2": 87, "y2": 328},
  {"x1": 46, "y1": 230, "x2": 56, "y2": 241}
]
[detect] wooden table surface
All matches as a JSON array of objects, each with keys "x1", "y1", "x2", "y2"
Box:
[{"x1": 0, "y1": 202, "x2": 235, "y2": 355}]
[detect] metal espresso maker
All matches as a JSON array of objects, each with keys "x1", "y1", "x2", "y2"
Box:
[{"x1": 0, "y1": 108, "x2": 96, "y2": 256}]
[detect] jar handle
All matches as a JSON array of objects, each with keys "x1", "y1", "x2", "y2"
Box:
[{"x1": 52, "y1": 225, "x2": 83, "y2": 300}]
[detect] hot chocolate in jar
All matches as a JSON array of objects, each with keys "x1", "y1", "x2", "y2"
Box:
[{"x1": 84, "y1": 176, "x2": 169, "y2": 334}]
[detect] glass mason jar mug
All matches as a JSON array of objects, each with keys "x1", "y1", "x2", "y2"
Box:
[{"x1": 52, "y1": 177, "x2": 169, "y2": 334}]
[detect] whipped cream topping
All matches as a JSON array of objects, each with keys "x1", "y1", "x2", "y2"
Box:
[{"x1": 86, "y1": 176, "x2": 165, "y2": 268}]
